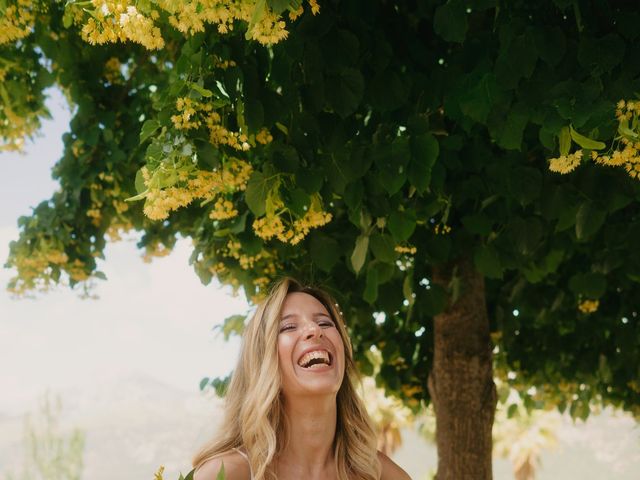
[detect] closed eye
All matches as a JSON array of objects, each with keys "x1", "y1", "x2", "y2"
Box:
[
  {"x1": 279, "y1": 324, "x2": 296, "y2": 332},
  {"x1": 319, "y1": 320, "x2": 335, "y2": 328}
]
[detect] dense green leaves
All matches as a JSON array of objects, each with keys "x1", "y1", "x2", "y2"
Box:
[
  {"x1": 5, "y1": 0, "x2": 640, "y2": 424},
  {"x1": 409, "y1": 134, "x2": 439, "y2": 193},
  {"x1": 568, "y1": 273, "x2": 607, "y2": 299},
  {"x1": 433, "y1": 0, "x2": 467, "y2": 43}
]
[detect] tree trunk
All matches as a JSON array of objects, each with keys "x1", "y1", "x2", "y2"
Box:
[{"x1": 428, "y1": 257, "x2": 497, "y2": 479}]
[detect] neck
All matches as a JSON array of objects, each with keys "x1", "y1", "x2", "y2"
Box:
[{"x1": 278, "y1": 394, "x2": 338, "y2": 476}]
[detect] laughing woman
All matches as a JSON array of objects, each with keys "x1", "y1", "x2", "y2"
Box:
[{"x1": 193, "y1": 277, "x2": 411, "y2": 480}]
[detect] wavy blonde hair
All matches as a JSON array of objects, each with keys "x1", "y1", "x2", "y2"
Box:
[{"x1": 193, "y1": 277, "x2": 381, "y2": 480}]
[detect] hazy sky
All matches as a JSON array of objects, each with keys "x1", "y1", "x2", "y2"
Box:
[{"x1": 0, "y1": 90, "x2": 246, "y2": 415}]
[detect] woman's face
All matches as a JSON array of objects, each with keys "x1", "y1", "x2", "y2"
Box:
[{"x1": 277, "y1": 292, "x2": 345, "y2": 399}]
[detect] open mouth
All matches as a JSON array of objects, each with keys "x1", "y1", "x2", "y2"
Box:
[{"x1": 297, "y1": 349, "x2": 333, "y2": 369}]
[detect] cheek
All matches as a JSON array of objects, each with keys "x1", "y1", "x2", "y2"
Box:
[{"x1": 277, "y1": 335, "x2": 294, "y2": 371}]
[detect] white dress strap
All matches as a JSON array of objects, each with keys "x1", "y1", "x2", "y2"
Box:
[{"x1": 232, "y1": 447, "x2": 254, "y2": 479}]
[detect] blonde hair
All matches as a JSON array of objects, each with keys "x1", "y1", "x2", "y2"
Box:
[{"x1": 193, "y1": 277, "x2": 381, "y2": 479}]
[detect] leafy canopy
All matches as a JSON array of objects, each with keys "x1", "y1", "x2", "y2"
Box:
[{"x1": 3, "y1": 0, "x2": 640, "y2": 419}]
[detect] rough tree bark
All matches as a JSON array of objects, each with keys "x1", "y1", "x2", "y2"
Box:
[{"x1": 428, "y1": 257, "x2": 497, "y2": 479}]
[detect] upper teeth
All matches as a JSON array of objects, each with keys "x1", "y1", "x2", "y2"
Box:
[{"x1": 298, "y1": 350, "x2": 330, "y2": 367}]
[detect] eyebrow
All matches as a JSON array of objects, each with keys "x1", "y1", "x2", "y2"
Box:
[{"x1": 280, "y1": 312, "x2": 332, "y2": 321}]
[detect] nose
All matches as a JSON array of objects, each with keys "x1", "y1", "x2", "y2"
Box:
[{"x1": 303, "y1": 320, "x2": 323, "y2": 340}]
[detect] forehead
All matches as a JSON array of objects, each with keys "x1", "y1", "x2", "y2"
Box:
[{"x1": 280, "y1": 292, "x2": 329, "y2": 315}]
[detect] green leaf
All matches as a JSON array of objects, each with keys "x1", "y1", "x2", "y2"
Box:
[
  {"x1": 509, "y1": 167, "x2": 542, "y2": 206},
  {"x1": 62, "y1": 8, "x2": 73, "y2": 28},
  {"x1": 246, "y1": 0, "x2": 267, "y2": 39},
  {"x1": 295, "y1": 167, "x2": 324, "y2": 194},
  {"x1": 227, "y1": 211, "x2": 248, "y2": 234},
  {"x1": 569, "y1": 125, "x2": 605, "y2": 150},
  {"x1": 216, "y1": 462, "x2": 226, "y2": 480},
  {"x1": 267, "y1": 0, "x2": 293, "y2": 15},
  {"x1": 325, "y1": 68, "x2": 365, "y2": 118},
  {"x1": 140, "y1": 120, "x2": 160, "y2": 144},
  {"x1": 350, "y1": 234, "x2": 369, "y2": 275},
  {"x1": 388, "y1": 210, "x2": 416, "y2": 242},
  {"x1": 93, "y1": 271, "x2": 107, "y2": 280},
  {"x1": 575, "y1": 202, "x2": 606, "y2": 240},
  {"x1": 218, "y1": 314, "x2": 246, "y2": 340},
  {"x1": 461, "y1": 213, "x2": 492, "y2": 236},
  {"x1": 245, "y1": 99, "x2": 264, "y2": 132},
  {"x1": 458, "y1": 73, "x2": 498, "y2": 124},
  {"x1": 196, "y1": 141, "x2": 220, "y2": 169},
  {"x1": 370, "y1": 232, "x2": 397, "y2": 263},
  {"x1": 433, "y1": 0, "x2": 467, "y2": 43},
  {"x1": 134, "y1": 168, "x2": 147, "y2": 195},
  {"x1": 474, "y1": 245, "x2": 503, "y2": 279},
  {"x1": 497, "y1": 106, "x2": 528, "y2": 150},
  {"x1": 199, "y1": 377, "x2": 209, "y2": 391},
  {"x1": 189, "y1": 82, "x2": 213, "y2": 98},
  {"x1": 364, "y1": 266, "x2": 379, "y2": 304},
  {"x1": 369, "y1": 70, "x2": 411, "y2": 111},
  {"x1": 309, "y1": 233, "x2": 340, "y2": 272},
  {"x1": 402, "y1": 274, "x2": 415, "y2": 308},
  {"x1": 559, "y1": 126, "x2": 571, "y2": 156},
  {"x1": 569, "y1": 273, "x2": 607, "y2": 299},
  {"x1": 245, "y1": 171, "x2": 272, "y2": 216},
  {"x1": 618, "y1": 118, "x2": 638, "y2": 139},
  {"x1": 408, "y1": 133, "x2": 439, "y2": 193}
]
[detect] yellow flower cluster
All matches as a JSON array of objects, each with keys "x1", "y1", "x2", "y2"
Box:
[
  {"x1": 213, "y1": 58, "x2": 237, "y2": 69},
  {"x1": 224, "y1": 240, "x2": 269, "y2": 270},
  {"x1": 309, "y1": 0, "x2": 321, "y2": 15},
  {"x1": 156, "y1": 0, "x2": 307, "y2": 45},
  {"x1": 67, "y1": 259, "x2": 89, "y2": 282},
  {"x1": 597, "y1": 99, "x2": 640, "y2": 179},
  {"x1": 578, "y1": 299, "x2": 599, "y2": 314},
  {"x1": 171, "y1": 97, "x2": 214, "y2": 130},
  {"x1": 6, "y1": 241, "x2": 86, "y2": 296},
  {"x1": 209, "y1": 124, "x2": 251, "y2": 151},
  {"x1": 81, "y1": 1, "x2": 164, "y2": 50},
  {"x1": 157, "y1": 0, "x2": 243, "y2": 35},
  {"x1": 255, "y1": 127, "x2": 274, "y2": 145},
  {"x1": 214, "y1": 240, "x2": 280, "y2": 303},
  {"x1": 105, "y1": 219, "x2": 134, "y2": 241},
  {"x1": 548, "y1": 150, "x2": 583, "y2": 174},
  {"x1": 288, "y1": 5, "x2": 304, "y2": 21},
  {"x1": 615, "y1": 99, "x2": 636, "y2": 121},
  {"x1": 142, "y1": 159, "x2": 252, "y2": 220},
  {"x1": 250, "y1": 276, "x2": 272, "y2": 303},
  {"x1": 209, "y1": 197, "x2": 238, "y2": 220},
  {"x1": 253, "y1": 195, "x2": 332, "y2": 245},
  {"x1": 103, "y1": 57, "x2": 123, "y2": 84},
  {"x1": 142, "y1": 241, "x2": 172, "y2": 263},
  {"x1": 248, "y1": 11, "x2": 288, "y2": 44},
  {"x1": 143, "y1": 186, "x2": 193, "y2": 220},
  {"x1": 395, "y1": 245, "x2": 417, "y2": 254},
  {"x1": 548, "y1": 100, "x2": 640, "y2": 181},
  {"x1": 253, "y1": 214, "x2": 285, "y2": 240},
  {"x1": 0, "y1": 103, "x2": 41, "y2": 152},
  {"x1": 86, "y1": 207, "x2": 102, "y2": 226},
  {"x1": 0, "y1": 0, "x2": 34, "y2": 45},
  {"x1": 434, "y1": 224, "x2": 451, "y2": 235}
]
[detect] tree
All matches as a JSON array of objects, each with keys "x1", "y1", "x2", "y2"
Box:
[{"x1": 3, "y1": 0, "x2": 640, "y2": 477}]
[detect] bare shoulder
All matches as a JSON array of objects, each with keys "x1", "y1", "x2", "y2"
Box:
[
  {"x1": 378, "y1": 451, "x2": 412, "y2": 480},
  {"x1": 193, "y1": 450, "x2": 251, "y2": 480}
]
